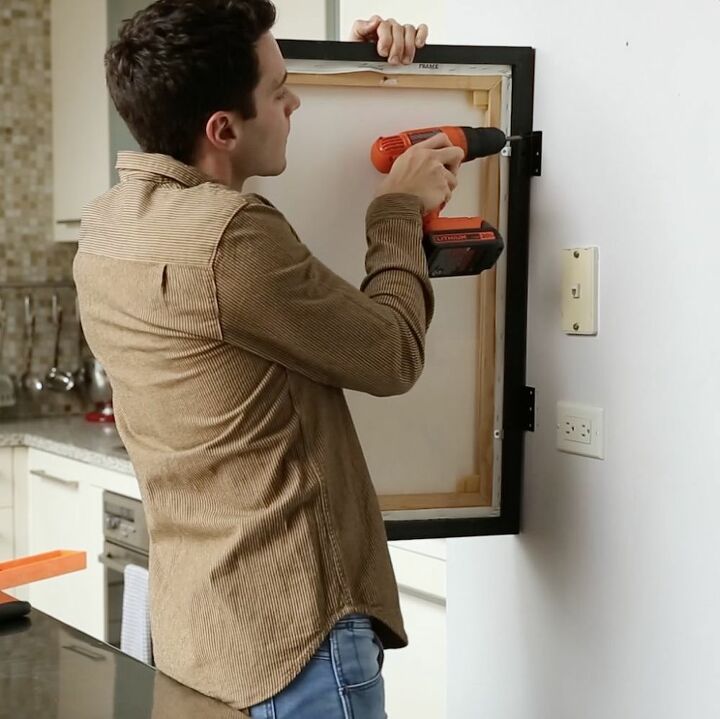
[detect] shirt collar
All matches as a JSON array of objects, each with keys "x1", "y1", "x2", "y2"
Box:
[{"x1": 116, "y1": 151, "x2": 212, "y2": 187}]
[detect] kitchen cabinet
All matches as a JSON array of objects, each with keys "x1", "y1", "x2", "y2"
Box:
[
  {"x1": 56, "y1": 625, "x2": 117, "y2": 719},
  {"x1": 25, "y1": 449, "x2": 105, "y2": 639},
  {"x1": 51, "y1": 0, "x2": 111, "y2": 242},
  {"x1": 50, "y1": 0, "x2": 149, "y2": 242},
  {"x1": 0, "y1": 448, "x2": 12, "y2": 507},
  {"x1": 0, "y1": 508, "x2": 12, "y2": 563},
  {"x1": 49, "y1": 0, "x2": 326, "y2": 243},
  {"x1": 13, "y1": 446, "x2": 139, "y2": 638}
]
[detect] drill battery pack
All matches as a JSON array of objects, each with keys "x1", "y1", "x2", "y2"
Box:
[{"x1": 423, "y1": 217, "x2": 505, "y2": 278}]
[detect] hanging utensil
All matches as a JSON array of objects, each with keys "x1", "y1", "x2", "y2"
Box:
[
  {"x1": 72, "y1": 295, "x2": 86, "y2": 390},
  {"x1": 0, "y1": 299, "x2": 16, "y2": 408},
  {"x1": 20, "y1": 295, "x2": 44, "y2": 395},
  {"x1": 45, "y1": 294, "x2": 75, "y2": 392}
]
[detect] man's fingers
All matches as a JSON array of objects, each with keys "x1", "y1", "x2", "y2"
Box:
[
  {"x1": 448, "y1": 148, "x2": 465, "y2": 174},
  {"x1": 376, "y1": 20, "x2": 393, "y2": 56},
  {"x1": 365, "y1": 19, "x2": 429, "y2": 63},
  {"x1": 349, "y1": 15, "x2": 381, "y2": 41},
  {"x1": 403, "y1": 25, "x2": 417, "y2": 64},
  {"x1": 415, "y1": 133, "x2": 465, "y2": 173},
  {"x1": 416, "y1": 132, "x2": 453, "y2": 149},
  {"x1": 435, "y1": 146, "x2": 466, "y2": 172},
  {"x1": 444, "y1": 169, "x2": 459, "y2": 191},
  {"x1": 415, "y1": 23, "x2": 429, "y2": 48},
  {"x1": 389, "y1": 20, "x2": 404, "y2": 64}
]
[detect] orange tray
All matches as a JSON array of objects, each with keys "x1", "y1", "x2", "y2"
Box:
[{"x1": 0, "y1": 550, "x2": 86, "y2": 590}]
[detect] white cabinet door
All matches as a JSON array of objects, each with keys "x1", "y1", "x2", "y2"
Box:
[
  {"x1": 51, "y1": 0, "x2": 156, "y2": 242},
  {"x1": 26, "y1": 458, "x2": 105, "y2": 640},
  {"x1": 0, "y1": 508, "x2": 13, "y2": 562},
  {"x1": 0, "y1": 447, "x2": 12, "y2": 508},
  {"x1": 51, "y1": 0, "x2": 110, "y2": 241},
  {"x1": 0, "y1": 449, "x2": 14, "y2": 562}
]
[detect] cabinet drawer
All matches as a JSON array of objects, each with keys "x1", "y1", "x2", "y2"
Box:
[
  {"x1": 27, "y1": 449, "x2": 82, "y2": 486},
  {"x1": 0, "y1": 507, "x2": 13, "y2": 561},
  {"x1": 27, "y1": 448, "x2": 140, "y2": 499}
]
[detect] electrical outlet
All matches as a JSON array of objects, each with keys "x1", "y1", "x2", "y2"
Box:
[
  {"x1": 556, "y1": 402, "x2": 604, "y2": 458},
  {"x1": 561, "y1": 416, "x2": 591, "y2": 444}
]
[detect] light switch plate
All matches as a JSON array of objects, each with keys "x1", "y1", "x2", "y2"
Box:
[
  {"x1": 556, "y1": 402, "x2": 604, "y2": 459},
  {"x1": 562, "y1": 247, "x2": 598, "y2": 335}
]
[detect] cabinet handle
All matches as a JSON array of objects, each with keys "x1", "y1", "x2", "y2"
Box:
[
  {"x1": 98, "y1": 552, "x2": 148, "y2": 573},
  {"x1": 55, "y1": 219, "x2": 81, "y2": 225},
  {"x1": 29, "y1": 469, "x2": 79, "y2": 489}
]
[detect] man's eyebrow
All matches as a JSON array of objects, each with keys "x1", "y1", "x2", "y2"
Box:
[{"x1": 274, "y1": 70, "x2": 288, "y2": 89}]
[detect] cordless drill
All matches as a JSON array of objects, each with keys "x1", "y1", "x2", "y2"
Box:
[{"x1": 371, "y1": 126, "x2": 511, "y2": 278}]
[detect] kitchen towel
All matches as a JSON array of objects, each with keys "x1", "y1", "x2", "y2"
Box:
[{"x1": 120, "y1": 563, "x2": 152, "y2": 664}]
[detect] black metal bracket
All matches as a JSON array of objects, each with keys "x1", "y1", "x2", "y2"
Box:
[
  {"x1": 523, "y1": 386, "x2": 536, "y2": 431},
  {"x1": 529, "y1": 131, "x2": 543, "y2": 176},
  {"x1": 517, "y1": 131, "x2": 542, "y2": 177}
]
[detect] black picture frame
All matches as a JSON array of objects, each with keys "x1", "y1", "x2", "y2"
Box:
[{"x1": 278, "y1": 40, "x2": 536, "y2": 540}]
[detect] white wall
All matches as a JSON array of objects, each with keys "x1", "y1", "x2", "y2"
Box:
[
  {"x1": 445, "y1": 1, "x2": 720, "y2": 718},
  {"x1": 272, "y1": 0, "x2": 326, "y2": 40},
  {"x1": 385, "y1": 540, "x2": 447, "y2": 717}
]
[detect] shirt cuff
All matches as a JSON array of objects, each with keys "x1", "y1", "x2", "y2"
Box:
[{"x1": 366, "y1": 193, "x2": 424, "y2": 229}]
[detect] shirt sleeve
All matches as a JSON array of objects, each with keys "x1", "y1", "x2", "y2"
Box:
[{"x1": 212, "y1": 193, "x2": 434, "y2": 396}]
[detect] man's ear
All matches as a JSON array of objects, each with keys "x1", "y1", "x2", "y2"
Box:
[{"x1": 204, "y1": 111, "x2": 242, "y2": 151}]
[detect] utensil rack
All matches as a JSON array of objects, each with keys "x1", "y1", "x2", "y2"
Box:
[
  {"x1": 0, "y1": 280, "x2": 82, "y2": 383},
  {"x1": 0, "y1": 282, "x2": 88, "y2": 419}
]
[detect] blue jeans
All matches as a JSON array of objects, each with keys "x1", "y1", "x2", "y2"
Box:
[{"x1": 249, "y1": 614, "x2": 386, "y2": 719}]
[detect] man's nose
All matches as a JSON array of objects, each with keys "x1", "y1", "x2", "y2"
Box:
[{"x1": 289, "y1": 91, "x2": 301, "y2": 113}]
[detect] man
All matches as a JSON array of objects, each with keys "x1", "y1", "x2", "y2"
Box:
[{"x1": 74, "y1": 2, "x2": 463, "y2": 717}]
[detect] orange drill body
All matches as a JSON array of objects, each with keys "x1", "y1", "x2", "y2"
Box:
[{"x1": 371, "y1": 125, "x2": 507, "y2": 278}]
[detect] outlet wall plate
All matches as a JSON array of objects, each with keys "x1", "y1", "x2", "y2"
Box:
[{"x1": 556, "y1": 401, "x2": 604, "y2": 459}]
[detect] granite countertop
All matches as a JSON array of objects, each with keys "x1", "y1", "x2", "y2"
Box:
[
  {"x1": 0, "y1": 609, "x2": 245, "y2": 718},
  {"x1": 0, "y1": 416, "x2": 135, "y2": 475}
]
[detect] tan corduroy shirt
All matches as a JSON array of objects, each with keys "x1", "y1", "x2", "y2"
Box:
[{"x1": 73, "y1": 152, "x2": 434, "y2": 710}]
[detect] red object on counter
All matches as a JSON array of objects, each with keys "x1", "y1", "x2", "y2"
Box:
[{"x1": 85, "y1": 401, "x2": 115, "y2": 423}]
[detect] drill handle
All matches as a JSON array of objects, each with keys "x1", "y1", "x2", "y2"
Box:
[{"x1": 422, "y1": 205, "x2": 445, "y2": 229}]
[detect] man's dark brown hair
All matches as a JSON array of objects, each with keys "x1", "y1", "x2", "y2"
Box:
[{"x1": 106, "y1": 0, "x2": 277, "y2": 164}]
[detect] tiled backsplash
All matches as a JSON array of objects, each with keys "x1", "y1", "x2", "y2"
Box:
[{"x1": 1, "y1": 0, "x2": 87, "y2": 419}]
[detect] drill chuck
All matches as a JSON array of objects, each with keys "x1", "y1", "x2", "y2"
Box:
[{"x1": 460, "y1": 127, "x2": 509, "y2": 161}]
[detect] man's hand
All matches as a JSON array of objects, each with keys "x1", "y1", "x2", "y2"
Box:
[
  {"x1": 376, "y1": 133, "x2": 464, "y2": 213},
  {"x1": 349, "y1": 16, "x2": 429, "y2": 65}
]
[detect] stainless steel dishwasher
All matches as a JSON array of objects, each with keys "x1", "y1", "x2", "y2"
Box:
[{"x1": 98, "y1": 491, "x2": 149, "y2": 652}]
